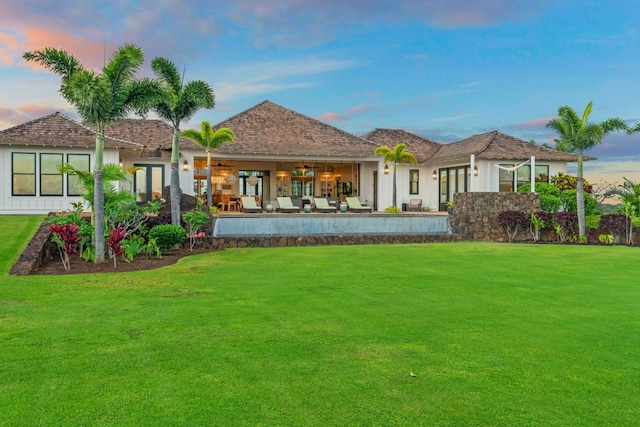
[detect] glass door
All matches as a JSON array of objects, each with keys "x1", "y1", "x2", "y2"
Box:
[{"x1": 134, "y1": 164, "x2": 164, "y2": 203}]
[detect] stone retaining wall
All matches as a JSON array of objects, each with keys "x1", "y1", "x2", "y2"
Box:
[{"x1": 448, "y1": 192, "x2": 540, "y2": 241}]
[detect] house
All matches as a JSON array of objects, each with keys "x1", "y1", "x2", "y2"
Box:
[{"x1": 0, "y1": 100, "x2": 581, "y2": 214}]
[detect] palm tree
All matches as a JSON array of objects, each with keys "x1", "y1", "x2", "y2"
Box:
[
  {"x1": 150, "y1": 57, "x2": 215, "y2": 225},
  {"x1": 546, "y1": 102, "x2": 627, "y2": 239},
  {"x1": 373, "y1": 143, "x2": 418, "y2": 208},
  {"x1": 23, "y1": 44, "x2": 158, "y2": 263},
  {"x1": 180, "y1": 122, "x2": 235, "y2": 208}
]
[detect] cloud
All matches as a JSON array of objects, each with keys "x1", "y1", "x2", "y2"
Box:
[
  {"x1": 212, "y1": 57, "x2": 357, "y2": 102},
  {"x1": 317, "y1": 104, "x2": 380, "y2": 123},
  {"x1": 0, "y1": 104, "x2": 76, "y2": 129}
]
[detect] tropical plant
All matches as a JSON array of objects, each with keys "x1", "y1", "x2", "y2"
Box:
[
  {"x1": 546, "y1": 102, "x2": 627, "y2": 240},
  {"x1": 384, "y1": 206, "x2": 401, "y2": 213},
  {"x1": 497, "y1": 210, "x2": 528, "y2": 243},
  {"x1": 23, "y1": 44, "x2": 159, "y2": 263},
  {"x1": 149, "y1": 57, "x2": 215, "y2": 225},
  {"x1": 604, "y1": 177, "x2": 640, "y2": 214},
  {"x1": 181, "y1": 121, "x2": 234, "y2": 208},
  {"x1": 599, "y1": 214, "x2": 628, "y2": 244},
  {"x1": 550, "y1": 172, "x2": 593, "y2": 194},
  {"x1": 373, "y1": 143, "x2": 418, "y2": 207},
  {"x1": 552, "y1": 212, "x2": 578, "y2": 242},
  {"x1": 182, "y1": 211, "x2": 209, "y2": 251},
  {"x1": 48, "y1": 223, "x2": 83, "y2": 271},
  {"x1": 529, "y1": 211, "x2": 551, "y2": 242},
  {"x1": 106, "y1": 227, "x2": 127, "y2": 267}
]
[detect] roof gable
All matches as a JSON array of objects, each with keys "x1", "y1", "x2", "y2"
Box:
[
  {"x1": 201, "y1": 100, "x2": 379, "y2": 158},
  {"x1": 0, "y1": 112, "x2": 142, "y2": 149},
  {"x1": 363, "y1": 128, "x2": 442, "y2": 163},
  {"x1": 426, "y1": 131, "x2": 582, "y2": 164}
]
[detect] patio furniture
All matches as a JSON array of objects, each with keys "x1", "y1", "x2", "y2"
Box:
[
  {"x1": 345, "y1": 197, "x2": 372, "y2": 212},
  {"x1": 407, "y1": 198, "x2": 422, "y2": 212},
  {"x1": 276, "y1": 197, "x2": 301, "y2": 213},
  {"x1": 314, "y1": 197, "x2": 337, "y2": 213},
  {"x1": 221, "y1": 194, "x2": 239, "y2": 211},
  {"x1": 240, "y1": 196, "x2": 263, "y2": 213}
]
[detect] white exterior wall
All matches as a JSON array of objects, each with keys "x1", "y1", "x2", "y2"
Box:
[
  {"x1": 480, "y1": 159, "x2": 567, "y2": 192},
  {"x1": 377, "y1": 164, "x2": 439, "y2": 211},
  {"x1": 0, "y1": 145, "x2": 120, "y2": 214}
]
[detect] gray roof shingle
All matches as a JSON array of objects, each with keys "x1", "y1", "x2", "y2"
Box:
[{"x1": 362, "y1": 128, "x2": 441, "y2": 163}]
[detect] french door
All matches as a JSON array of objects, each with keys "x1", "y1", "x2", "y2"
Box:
[{"x1": 134, "y1": 164, "x2": 165, "y2": 203}]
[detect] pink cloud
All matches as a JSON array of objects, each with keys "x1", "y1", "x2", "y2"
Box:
[
  {"x1": 0, "y1": 104, "x2": 71, "y2": 129},
  {"x1": 317, "y1": 112, "x2": 347, "y2": 122},
  {"x1": 504, "y1": 116, "x2": 556, "y2": 132}
]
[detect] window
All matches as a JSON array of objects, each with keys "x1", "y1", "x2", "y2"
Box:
[
  {"x1": 499, "y1": 164, "x2": 514, "y2": 192},
  {"x1": 67, "y1": 154, "x2": 90, "y2": 196},
  {"x1": 12, "y1": 153, "x2": 36, "y2": 196},
  {"x1": 409, "y1": 169, "x2": 419, "y2": 194},
  {"x1": 516, "y1": 165, "x2": 530, "y2": 190},
  {"x1": 535, "y1": 165, "x2": 549, "y2": 183}
]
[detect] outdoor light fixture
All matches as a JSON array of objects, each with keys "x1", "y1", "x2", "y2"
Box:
[
  {"x1": 182, "y1": 159, "x2": 189, "y2": 171},
  {"x1": 474, "y1": 166, "x2": 478, "y2": 176},
  {"x1": 432, "y1": 170, "x2": 437, "y2": 180},
  {"x1": 384, "y1": 164, "x2": 389, "y2": 174}
]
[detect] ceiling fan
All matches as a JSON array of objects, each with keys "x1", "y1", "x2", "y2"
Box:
[{"x1": 295, "y1": 163, "x2": 319, "y2": 169}]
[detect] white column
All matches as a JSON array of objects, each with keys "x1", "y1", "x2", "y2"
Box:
[
  {"x1": 470, "y1": 154, "x2": 476, "y2": 192},
  {"x1": 530, "y1": 156, "x2": 536, "y2": 193}
]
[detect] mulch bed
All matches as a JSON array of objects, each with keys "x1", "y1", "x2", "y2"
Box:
[{"x1": 31, "y1": 247, "x2": 214, "y2": 275}]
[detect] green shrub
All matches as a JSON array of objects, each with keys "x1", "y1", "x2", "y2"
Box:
[
  {"x1": 560, "y1": 190, "x2": 598, "y2": 215},
  {"x1": 517, "y1": 182, "x2": 561, "y2": 197},
  {"x1": 385, "y1": 206, "x2": 401, "y2": 213},
  {"x1": 540, "y1": 194, "x2": 562, "y2": 213},
  {"x1": 585, "y1": 215, "x2": 601, "y2": 229},
  {"x1": 149, "y1": 224, "x2": 186, "y2": 250}
]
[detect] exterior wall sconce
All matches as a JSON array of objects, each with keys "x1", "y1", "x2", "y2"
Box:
[
  {"x1": 182, "y1": 159, "x2": 189, "y2": 171},
  {"x1": 432, "y1": 170, "x2": 437, "y2": 180},
  {"x1": 474, "y1": 166, "x2": 478, "y2": 176},
  {"x1": 384, "y1": 164, "x2": 389, "y2": 174}
]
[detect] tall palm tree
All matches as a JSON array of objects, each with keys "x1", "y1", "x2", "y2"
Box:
[
  {"x1": 150, "y1": 57, "x2": 215, "y2": 225},
  {"x1": 374, "y1": 143, "x2": 417, "y2": 208},
  {"x1": 546, "y1": 101, "x2": 627, "y2": 239},
  {"x1": 23, "y1": 44, "x2": 158, "y2": 263},
  {"x1": 180, "y1": 122, "x2": 235, "y2": 208}
]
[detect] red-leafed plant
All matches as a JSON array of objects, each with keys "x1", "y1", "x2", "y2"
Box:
[
  {"x1": 48, "y1": 223, "x2": 82, "y2": 271},
  {"x1": 107, "y1": 227, "x2": 127, "y2": 267},
  {"x1": 498, "y1": 210, "x2": 528, "y2": 243}
]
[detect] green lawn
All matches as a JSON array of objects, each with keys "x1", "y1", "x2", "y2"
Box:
[{"x1": 1, "y1": 216, "x2": 639, "y2": 426}]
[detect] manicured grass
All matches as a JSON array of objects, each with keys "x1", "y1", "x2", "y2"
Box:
[{"x1": 1, "y1": 216, "x2": 639, "y2": 425}]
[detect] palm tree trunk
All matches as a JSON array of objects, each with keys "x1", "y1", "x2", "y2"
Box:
[
  {"x1": 576, "y1": 154, "x2": 586, "y2": 239},
  {"x1": 170, "y1": 128, "x2": 181, "y2": 225},
  {"x1": 206, "y1": 150, "x2": 212, "y2": 208},
  {"x1": 392, "y1": 163, "x2": 397, "y2": 207},
  {"x1": 94, "y1": 128, "x2": 105, "y2": 263}
]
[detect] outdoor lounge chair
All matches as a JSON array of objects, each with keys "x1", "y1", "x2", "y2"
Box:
[
  {"x1": 314, "y1": 197, "x2": 337, "y2": 213},
  {"x1": 240, "y1": 196, "x2": 263, "y2": 213},
  {"x1": 407, "y1": 198, "x2": 422, "y2": 211},
  {"x1": 276, "y1": 197, "x2": 301, "y2": 213},
  {"x1": 345, "y1": 197, "x2": 372, "y2": 212}
]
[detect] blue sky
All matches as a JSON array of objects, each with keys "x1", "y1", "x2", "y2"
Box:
[{"x1": 2, "y1": 0, "x2": 640, "y2": 186}]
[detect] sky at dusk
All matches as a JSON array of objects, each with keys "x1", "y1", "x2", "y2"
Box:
[{"x1": 2, "y1": 0, "x2": 640, "y2": 187}]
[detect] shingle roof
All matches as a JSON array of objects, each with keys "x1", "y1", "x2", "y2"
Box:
[
  {"x1": 424, "y1": 131, "x2": 583, "y2": 165},
  {"x1": 362, "y1": 128, "x2": 442, "y2": 163},
  {"x1": 100, "y1": 118, "x2": 189, "y2": 158},
  {"x1": 197, "y1": 100, "x2": 379, "y2": 158},
  {"x1": 0, "y1": 112, "x2": 142, "y2": 149}
]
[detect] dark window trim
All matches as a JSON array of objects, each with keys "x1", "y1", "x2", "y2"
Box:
[
  {"x1": 39, "y1": 153, "x2": 64, "y2": 196},
  {"x1": 66, "y1": 154, "x2": 90, "y2": 196},
  {"x1": 409, "y1": 169, "x2": 419, "y2": 195},
  {"x1": 11, "y1": 152, "x2": 36, "y2": 196}
]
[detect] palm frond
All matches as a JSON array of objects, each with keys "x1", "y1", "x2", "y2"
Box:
[
  {"x1": 103, "y1": 44, "x2": 145, "y2": 94},
  {"x1": 174, "y1": 80, "x2": 215, "y2": 123},
  {"x1": 22, "y1": 48, "x2": 82, "y2": 78},
  {"x1": 151, "y1": 57, "x2": 183, "y2": 95}
]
